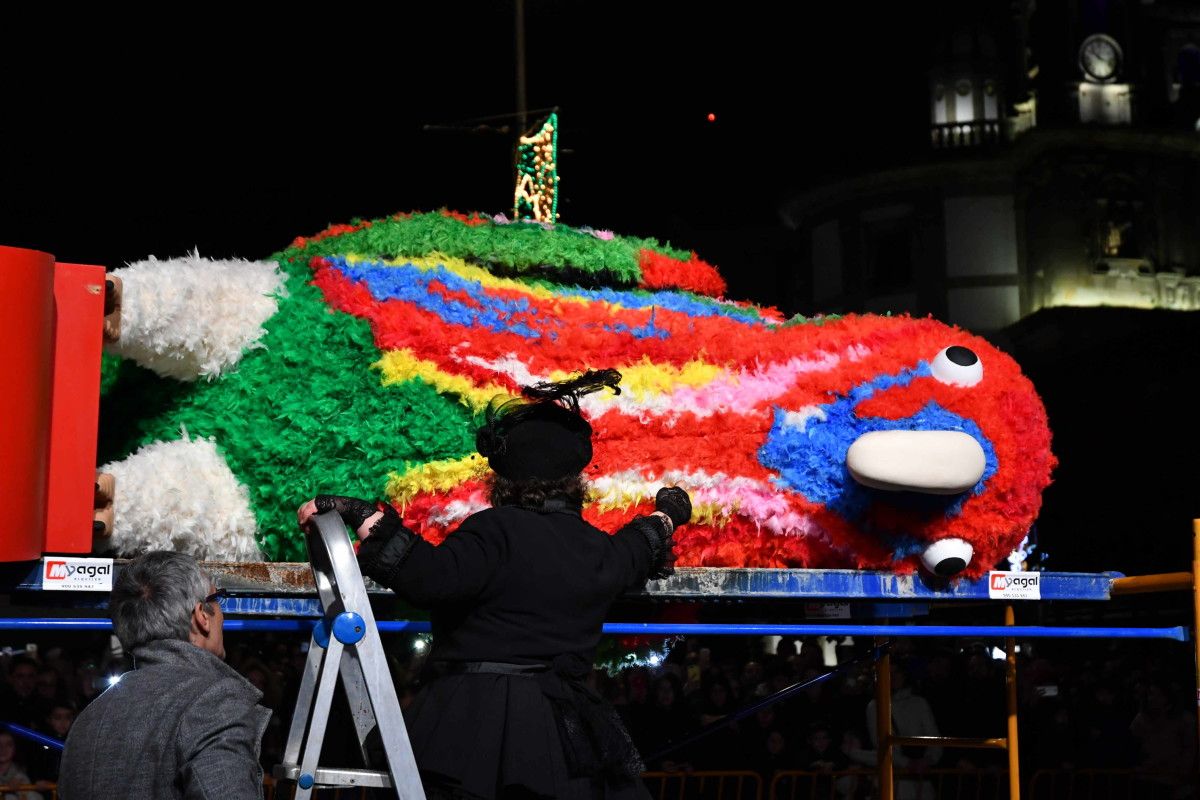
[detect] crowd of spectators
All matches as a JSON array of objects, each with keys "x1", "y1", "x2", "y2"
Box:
[{"x1": 1, "y1": 631, "x2": 1195, "y2": 798}]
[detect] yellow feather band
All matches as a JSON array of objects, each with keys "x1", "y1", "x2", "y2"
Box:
[{"x1": 387, "y1": 454, "x2": 492, "y2": 504}]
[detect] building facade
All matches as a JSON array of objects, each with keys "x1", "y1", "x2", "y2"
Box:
[{"x1": 780, "y1": 0, "x2": 1200, "y2": 332}]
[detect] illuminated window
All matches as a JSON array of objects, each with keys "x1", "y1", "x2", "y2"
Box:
[
  {"x1": 983, "y1": 81, "x2": 999, "y2": 120},
  {"x1": 932, "y1": 84, "x2": 948, "y2": 124},
  {"x1": 955, "y1": 80, "x2": 975, "y2": 123}
]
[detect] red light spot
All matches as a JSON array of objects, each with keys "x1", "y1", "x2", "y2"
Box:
[{"x1": 706, "y1": 113, "x2": 716, "y2": 122}]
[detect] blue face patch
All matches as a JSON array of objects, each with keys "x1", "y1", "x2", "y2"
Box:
[{"x1": 757, "y1": 363, "x2": 999, "y2": 526}]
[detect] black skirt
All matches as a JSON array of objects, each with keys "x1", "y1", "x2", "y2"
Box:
[{"x1": 404, "y1": 667, "x2": 650, "y2": 800}]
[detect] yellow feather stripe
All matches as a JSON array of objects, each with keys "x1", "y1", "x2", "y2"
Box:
[
  {"x1": 590, "y1": 493, "x2": 726, "y2": 525},
  {"x1": 386, "y1": 455, "x2": 492, "y2": 504},
  {"x1": 373, "y1": 349, "x2": 516, "y2": 412},
  {"x1": 550, "y1": 358, "x2": 724, "y2": 402}
]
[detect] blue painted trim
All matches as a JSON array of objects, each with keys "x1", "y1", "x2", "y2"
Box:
[
  {"x1": 1, "y1": 561, "x2": 1123, "y2": 601},
  {"x1": 0, "y1": 618, "x2": 1185, "y2": 640}
]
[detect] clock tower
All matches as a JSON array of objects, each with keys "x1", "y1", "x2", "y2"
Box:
[{"x1": 1077, "y1": 32, "x2": 1132, "y2": 124}]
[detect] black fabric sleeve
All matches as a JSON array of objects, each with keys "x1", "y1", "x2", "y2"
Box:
[
  {"x1": 356, "y1": 513, "x2": 508, "y2": 608},
  {"x1": 355, "y1": 523, "x2": 418, "y2": 589},
  {"x1": 611, "y1": 514, "x2": 674, "y2": 587}
]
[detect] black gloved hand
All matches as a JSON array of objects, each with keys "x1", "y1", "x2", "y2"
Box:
[
  {"x1": 655, "y1": 487, "x2": 692, "y2": 528},
  {"x1": 650, "y1": 538, "x2": 678, "y2": 580},
  {"x1": 314, "y1": 495, "x2": 401, "y2": 539}
]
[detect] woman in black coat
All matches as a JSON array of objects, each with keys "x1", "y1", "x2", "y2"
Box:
[{"x1": 299, "y1": 370, "x2": 691, "y2": 800}]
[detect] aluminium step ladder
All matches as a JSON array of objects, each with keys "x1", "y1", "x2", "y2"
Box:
[{"x1": 274, "y1": 510, "x2": 425, "y2": 798}]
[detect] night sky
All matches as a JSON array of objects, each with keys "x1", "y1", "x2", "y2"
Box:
[{"x1": 2, "y1": 5, "x2": 934, "y2": 273}]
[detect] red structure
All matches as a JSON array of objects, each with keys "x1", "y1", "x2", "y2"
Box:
[{"x1": 0, "y1": 245, "x2": 106, "y2": 561}]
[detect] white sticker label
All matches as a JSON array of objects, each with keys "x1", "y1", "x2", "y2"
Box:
[
  {"x1": 804, "y1": 602, "x2": 852, "y2": 619},
  {"x1": 42, "y1": 558, "x2": 114, "y2": 592},
  {"x1": 988, "y1": 571, "x2": 1041, "y2": 600}
]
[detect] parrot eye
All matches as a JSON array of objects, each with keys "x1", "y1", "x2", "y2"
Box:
[{"x1": 931, "y1": 346, "x2": 983, "y2": 387}]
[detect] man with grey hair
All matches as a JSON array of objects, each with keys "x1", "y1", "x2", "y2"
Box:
[{"x1": 59, "y1": 551, "x2": 269, "y2": 799}]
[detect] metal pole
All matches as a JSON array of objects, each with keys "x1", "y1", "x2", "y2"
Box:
[
  {"x1": 875, "y1": 636, "x2": 893, "y2": 800},
  {"x1": 1111, "y1": 572, "x2": 1194, "y2": 595},
  {"x1": 1006, "y1": 604, "x2": 1020, "y2": 800},
  {"x1": 515, "y1": 0, "x2": 527, "y2": 132}
]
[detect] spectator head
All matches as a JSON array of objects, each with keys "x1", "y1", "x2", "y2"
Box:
[
  {"x1": 754, "y1": 706, "x2": 776, "y2": 728},
  {"x1": 766, "y1": 730, "x2": 787, "y2": 756},
  {"x1": 1142, "y1": 680, "x2": 1174, "y2": 715},
  {"x1": 45, "y1": 703, "x2": 75, "y2": 738},
  {"x1": 8, "y1": 656, "x2": 37, "y2": 699},
  {"x1": 0, "y1": 730, "x2": 15, "y2": 769},
  {"x1": 35, "y1": 665, "x2": 63, "y2": 701},
  {"x1": 704, "y1": 676, "x2": 732, "y2": 710},
  {"x1": 109, "y1": 551, "x2": 225, "y2": 659},
  {"x1": 807, "y1": 723, "x2": 833, "y2": 753},
  {"x1": 966, "y1": 651, "x2": 994, "y2": 680},
  {"x1": 653, "y1": 674, "x2": 681, "y2": 709},
  {"x1": 74, "y1": 661, "x2": 101, "y2": 700},
  {"x1": 802, "y1": 667, "x2": 825, "y2": 701}
]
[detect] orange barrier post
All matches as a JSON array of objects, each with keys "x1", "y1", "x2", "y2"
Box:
[
  {"x1": 875, "y1": 636, "x2": 893, "y2": 800},
  {"x1": 1194, "y1": 520, "x2": 1200, "y2": 767},
  {"x1": 1006, "y1": 604, "x2": 1020, "y2": 800},
  {"x1": 1111, "y1": 572, "x2": 1194, "y2": 595}
]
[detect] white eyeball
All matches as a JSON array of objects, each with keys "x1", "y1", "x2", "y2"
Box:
[
  {"x1": 920, "y1": 538, "x2": 974, "y2": 576},
  {"x1": 930, "y1": 346, "x2": 983, "y2": 387}
]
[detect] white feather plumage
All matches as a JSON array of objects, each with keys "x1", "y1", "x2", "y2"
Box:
[
  {"x1": 102, "y1": 435, "x2": 263, "y2": 562},
  {"x1": 106, "y1": 253, "x2": 287, "y2": 381}
]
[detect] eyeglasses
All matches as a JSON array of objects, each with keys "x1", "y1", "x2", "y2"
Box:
[{"x1": 203, "y1": 588, "x2": 229, "y2": 607}]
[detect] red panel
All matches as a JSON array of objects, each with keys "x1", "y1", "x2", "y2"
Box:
[
  {"x1": 44, "y1": 262, "x2": 107, "y2": 553},
  {"x1": 0, "y1": 246, "x2": 56, "y2": 561}
]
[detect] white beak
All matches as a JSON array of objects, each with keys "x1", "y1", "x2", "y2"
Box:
[{"x1": 846, "y1": 430, "x2": 986, "y2": 495}]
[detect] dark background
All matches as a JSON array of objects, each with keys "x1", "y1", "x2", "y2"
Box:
[
  {"x1": 0, "y1": 5, "x2": 931, "y2": 264},
  {"x1": 3, "y1": 4, "x2": 1197, "y2": 580}
]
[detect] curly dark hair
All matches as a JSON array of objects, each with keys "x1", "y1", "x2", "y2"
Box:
[{"x1": 488, "y1": 472, "x2": 590, "y2": 509}]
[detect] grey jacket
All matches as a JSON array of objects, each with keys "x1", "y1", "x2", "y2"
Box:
[{"x1": 58, "y1": 639, "x2": 270, "y2": 800}]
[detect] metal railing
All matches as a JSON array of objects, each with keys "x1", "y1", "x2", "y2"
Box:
[
  {"x1": 642, "y1": 770, "x2": 763, "y2": 800},
  {"x1": 772, "y1": 768, "x2": 1009, "y2": 800},
  {"x1": 17, "y1": 765, "x2": 1200, "y2": 799},
  {"x1": 930, "y1": 121, "x2": 1004, "y2": 149},
  {"x1": 1028, "y1": 768, "x2": 1200, "y2": 800},
  {"x1": 0, "y1": 786, "x2": 56, "y2": 800}
]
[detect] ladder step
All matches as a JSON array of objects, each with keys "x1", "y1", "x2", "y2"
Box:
[{"x1": 274, "y1": 764, "x2": 394, "y2": 789}]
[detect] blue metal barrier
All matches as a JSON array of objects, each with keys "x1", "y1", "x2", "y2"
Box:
[
  {"x1": 2, "y1": 721, "x2": 64, "y2": 751},
  {"x1": 0, "y1": 618, "x2": 1188, "y2": 640}
]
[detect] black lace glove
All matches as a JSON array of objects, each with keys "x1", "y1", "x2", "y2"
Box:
[
  {"x1": 314, "y1": 495, "x2": 402, "y2": 540},
  {"x1": 623, "y1": 516, "x2": 676, "y2": 580},
  {"x1": 655, "y1": 487, "x2": 692, "y2": 528}
]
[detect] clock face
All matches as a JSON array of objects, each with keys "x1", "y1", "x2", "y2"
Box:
[{"x1": 1080, "y1": 34, "x2": 1122, "y2": 82}]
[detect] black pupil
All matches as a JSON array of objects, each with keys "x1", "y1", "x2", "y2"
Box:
[{"x1": 945, "y1": 346, "x2": 978, "y2": 367}]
